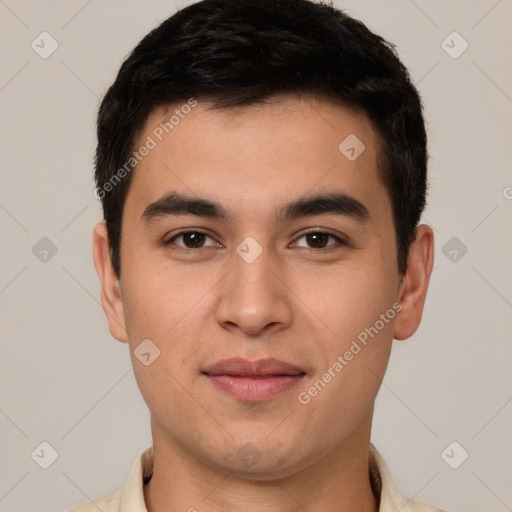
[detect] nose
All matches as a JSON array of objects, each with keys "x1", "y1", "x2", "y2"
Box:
[{"x1": 215, "y1": 242, "x2": 293, "y2": 337}]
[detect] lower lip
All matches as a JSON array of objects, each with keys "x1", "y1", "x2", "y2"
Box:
[{"x1": 205, "y1": 374, "x2": 305, "y2": 401}]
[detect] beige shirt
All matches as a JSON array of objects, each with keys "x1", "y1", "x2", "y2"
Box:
[{"x1": 72, "y1": 445, "x2": 445, "y2": 512}]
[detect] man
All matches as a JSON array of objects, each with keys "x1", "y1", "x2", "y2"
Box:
[{"x1": 77, "y1": 0, "x2": 444, "y2": 510}]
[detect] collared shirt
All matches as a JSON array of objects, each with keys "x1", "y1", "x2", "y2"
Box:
[{"x1": 72, "y1": 444, "x2": 446, "y2": 512}]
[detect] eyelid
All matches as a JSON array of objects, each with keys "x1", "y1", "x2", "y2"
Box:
[
  {"x1": 291, "y1": 228, "x2": 348, "y2": 248},
  {"x1": 164, "y1": 227, "x2": 348, "y2": 251},
  {"x1": 164, "y1": 228, "x2": 219, "y2": 248}
]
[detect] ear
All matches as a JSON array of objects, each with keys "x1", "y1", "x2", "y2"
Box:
[
  {"x1": 92, "y1": 221, "x2": 128, "y2": 343},
  {"x1": 394, "y1": 224, "x2": 435, "y2": 340}
]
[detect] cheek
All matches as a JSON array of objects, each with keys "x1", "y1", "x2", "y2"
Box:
[
  {"x1": 298, "y1": 252, "x2": 397, "y2": 398},
  {"x1": 121, "y1": 251, "x2": 224, "y2": 377},
  {"x1": 299, "y1": 255, "x2": 396, "y2": 339},
  {"x1": 122, "y1": 258, "x2": 202, "y2": 424},
  {"x1": 130, "y1": 353, "x2": 200, "y2": 443},
  {"x1": 121, "y1": 250, "x2": 194, "y2": 339},
  {"x1": 296, "y1": 296, "x2": 395, "y2": 440}
]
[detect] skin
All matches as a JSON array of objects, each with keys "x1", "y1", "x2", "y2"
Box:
[{"x1": 93, "y1": 95, "x2": 434, "y2": 512}]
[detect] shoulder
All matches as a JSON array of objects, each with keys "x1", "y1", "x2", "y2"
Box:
[
  {"x1": 70, "y1": 486, "x2": 122, "y2": 512},
  {"x1": 370, "y1": 444, "x2": 447, "y2": 512},
  {"x1": 397, "y1": 500, "x2": 447, "y2": 512},
  {"x1": 69, "y1": 447, "x2": 152, "y2": 512}
]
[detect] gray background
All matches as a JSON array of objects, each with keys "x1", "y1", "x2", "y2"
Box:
[{"x1": 1, "y1": 0, "x2": 511, "y2": 511}]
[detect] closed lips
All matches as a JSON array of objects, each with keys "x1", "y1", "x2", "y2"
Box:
[{"x1": 202, "y1": 357, "x2": 306, "y2": 377}]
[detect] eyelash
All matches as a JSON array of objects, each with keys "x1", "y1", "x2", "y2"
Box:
[{"x1": 163, "y1": 228, "x2": 348, "y2": 253}]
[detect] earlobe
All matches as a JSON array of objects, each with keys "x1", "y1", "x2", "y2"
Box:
[
  {"x1": 393, "y1": 224, "x2": 435, "y2": 341},
  {"x1": 92, "y1": 222, "x2": 128, "y2": 343}
]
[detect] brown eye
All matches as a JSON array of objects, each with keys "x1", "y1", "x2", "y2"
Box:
[
  {"x1": 180, "y1": 232, "x2": 207, "y2": 248},
  {"x1": 165, "y1": 230, "x2": 218, "y2": 249},
  {"x1": 305, "y1": 232, "x2": 330, "y2": 248},
  {"x1": 294, "y1": 230, "x2": 345, "y2": 250}
]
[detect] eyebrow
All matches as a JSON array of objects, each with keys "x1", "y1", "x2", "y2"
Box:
[{"x1": 140, "y1": 191, "x2": 370, "y2": 225}]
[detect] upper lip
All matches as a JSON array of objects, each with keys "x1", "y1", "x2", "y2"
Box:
[{"x1": 203, "y1": 358, "x2": 305, "y2": 377}]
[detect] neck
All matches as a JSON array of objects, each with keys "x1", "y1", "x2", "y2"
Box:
[{"x1": 144, "y1": 411, "x2": 378, "y2": 512}]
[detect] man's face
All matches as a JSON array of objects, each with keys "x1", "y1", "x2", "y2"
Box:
[{"x1": 107, "y1": 96, "x2": 404, "y2": 476}]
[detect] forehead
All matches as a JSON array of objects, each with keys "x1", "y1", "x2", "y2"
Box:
[{"x1": 123, "y1": 95, "x2": 390, "y2": 226}]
